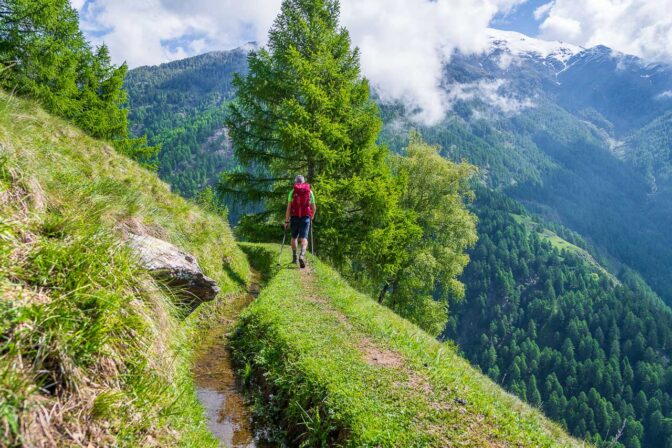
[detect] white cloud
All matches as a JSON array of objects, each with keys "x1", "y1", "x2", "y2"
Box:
[
  {"x1": 74, "y1": 0, "x2": 280, "y2": 68},
  {"x1": 445, "y1": 79, "x2": 535, "y2": 114},
  {"x1": 538, "y1": 0, "x2": 672, "y2": 63},
  {"x1": 656, "y1": 90, "x2": 672, "y2": 100},
  {"x1": 71, "y1": 0, "x2": 525, "y2": 125},
  {"x1": 340, "y1": 0, "x2": 526, "y2": 124},
  {"x1": 533, "y1": 1, "x2": 554, "y2": 21}
]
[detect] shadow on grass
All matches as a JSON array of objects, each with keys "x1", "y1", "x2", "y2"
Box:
[{"x1": 223, "y1": 261, "x2": 248, "y2": 289}]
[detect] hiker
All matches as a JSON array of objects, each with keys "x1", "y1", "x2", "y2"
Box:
[{"x1": 285, "y1": 175, "x2": 316, "y2": 268}]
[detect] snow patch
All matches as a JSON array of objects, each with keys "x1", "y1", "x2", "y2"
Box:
[
  {"x1": 235, "y1": 42, "x2": 258, "y2": 53},
  {"x1": 487, "y1": 28, "x2": 583, "y2": 65}
]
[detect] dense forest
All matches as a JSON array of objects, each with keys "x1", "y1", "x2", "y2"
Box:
[
  {"x1": 125, "y1": 50, "x2": 249, "y2": 197},
  {"x1": 448, "y1": 189, "x2": 672, "y2": 448}
]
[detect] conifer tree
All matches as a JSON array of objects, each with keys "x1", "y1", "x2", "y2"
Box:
[
  {"x1": 222, "y1": 0, "x2": 396, "y2": 267},
  {"x1": 0, "y1": 0, "x2": 155, "y2": 159}
]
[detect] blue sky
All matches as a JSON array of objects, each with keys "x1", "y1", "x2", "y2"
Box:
[{"x1": 492, "y1": 0, "x2": 549, "y2": 36}]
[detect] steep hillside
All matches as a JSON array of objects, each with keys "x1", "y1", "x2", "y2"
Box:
[
  {"x1": 125, "y1": 47, "x2": 251, "y2": 197},
  {"x1": 623, "y1": 112, "x2": 672, "y2": 193},
  {"x1": 232, "y1": 244, "x2": 582, "y2": 447},
  {"x1": 555, "y1": 46, "x2": 672, "y2": 135},
  {"x1": 0, "y1": 92, "x2": 248, "y2": 446}
]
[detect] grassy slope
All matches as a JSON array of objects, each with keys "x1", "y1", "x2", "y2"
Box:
[
  {"x1": 0, "y1": 92, "x2": 248, "y2": 447},
  {"x1": 510, "y1": 213, "x2": 618, "y2": 283},
  {"x1": 233, "y1": 244, "x2": 585, "y2": 447}
]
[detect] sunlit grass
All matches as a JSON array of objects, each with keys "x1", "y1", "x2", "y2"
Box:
[
  {"x1": 232, "y1": 243, "x2": 586, "y2": 447},
  {"x1": 0, "y1": 91, "x2": 248, "y2": 447}
]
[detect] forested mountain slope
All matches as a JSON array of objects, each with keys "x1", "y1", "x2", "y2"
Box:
[
  {"x1": 0, "y1": 92, "x2": 248, "y2": 446},
  {"x1": 447, "y1": 190, "x2": 672, "y2": 447},
  {"x1": 125, "y1": 47, "x2": 251, "y2": 197}
]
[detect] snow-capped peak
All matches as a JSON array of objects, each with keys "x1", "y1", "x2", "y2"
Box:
[
  {"x1": 234, "y1": 42, "x2": 259, "y2": 53},
  {"x1": 486, "y1": 28, "x2": 583, "y2": 64}
]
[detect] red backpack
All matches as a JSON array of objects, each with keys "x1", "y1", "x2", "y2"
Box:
[{"x1": 290, "y1": 183, "x2": 313, "y2": 218}]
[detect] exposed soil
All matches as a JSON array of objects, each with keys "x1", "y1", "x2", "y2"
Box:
[
  {"x1": 359, "y1": 341, "x2": 404, "y2": 368},
  {"x1": 298, "y1": 263, "x2": 405, "y2": 370},
  {"x1": 193, "y1": 271, "x2": 262, "y2": 448}
]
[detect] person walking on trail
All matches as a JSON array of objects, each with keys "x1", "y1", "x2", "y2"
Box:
[{"x1": 285, "y1": 175, "x2": 316, "y2": 268}]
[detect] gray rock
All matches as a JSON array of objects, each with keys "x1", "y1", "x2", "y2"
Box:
[{"x1": 127, "y1": 233, "x2": 220, "y2": 303}]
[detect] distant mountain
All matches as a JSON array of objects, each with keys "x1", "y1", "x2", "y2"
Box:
[
  {"x1": 380, "y1": 30, "x2": 672, "y2": 305},
  {"x1": 125, "y1": 45, "x2": 252, "y2": 197},
  {"x1": 487, "y1": 28, "x2": 582, "y2": 67}
]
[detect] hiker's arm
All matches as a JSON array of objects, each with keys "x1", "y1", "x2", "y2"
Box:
[
  {"x1": 285, "y1": 202, "x2": 291, "y2": 226},
  {"x1": 310, "y1": 203, "x2": 316, "y2": 217}
]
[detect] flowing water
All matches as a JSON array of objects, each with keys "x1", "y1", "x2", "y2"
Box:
[{"x1": 193, "y1": 273, "x2": 262, "y2": 447}]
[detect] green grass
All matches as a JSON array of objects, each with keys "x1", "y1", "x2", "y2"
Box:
[
  {"x1": 510, "y1": 214, "x2": 617, "y2": 283},
  {"x1": 232, "y1": 244, "x2": 586, "y2": 447},
  {"x1": 0, "y1": 92, "x2": 248, "y2": 447}
]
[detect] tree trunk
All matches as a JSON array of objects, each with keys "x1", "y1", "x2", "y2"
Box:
[
  {"x1": 307, "y1": 160, "x2": 315, "y2": 184},
  {"x1": 378, "y1": 283, "x2": 389, "y2": 303}
]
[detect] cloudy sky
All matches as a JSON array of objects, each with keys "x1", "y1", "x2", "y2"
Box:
[{"x1": 71, "y1": 0, "x2": 672, "y2": 123}]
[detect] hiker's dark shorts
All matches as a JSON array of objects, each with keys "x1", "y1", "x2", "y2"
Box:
[{"x1": 290, "y1": 216, "x2": 311, "y2": 240}]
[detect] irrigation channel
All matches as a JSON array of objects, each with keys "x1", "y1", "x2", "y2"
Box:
[{"x1": 193, "y1": 270, "x2": 264, "y2": 447}]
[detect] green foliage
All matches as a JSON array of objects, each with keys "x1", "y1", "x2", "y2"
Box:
[
  {"x1": 448, "y1": 189, "x2": 672, "y2": 448},
  {"x1": 231, "y1": 244, "x2": 580, "y2": 446},
  {"x1": 223, "y1": 2, "x2": 478, "y2": 334},
  {"x1": 0, "y1": 0, "x2": 155, "y2": 159},
  {"x1": 196, "y1": 186, "x2": 229, "y2": 220},
  {"x1": 365, "y1": 134, "x2": 477, "y2": 335},
  {"x1": 0, "y1": 92, "x2": 248, "y2": 446},
  {"x1": 222, "y1": 0, "x2": 394, "y2": 266}
]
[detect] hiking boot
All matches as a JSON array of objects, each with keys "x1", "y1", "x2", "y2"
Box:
[
  {"x1": 299, "y1": 255, "x2": 306, "y2": 269},
  {"x1": 292, "y1": 253, "x2": 297, "y2": 264}
]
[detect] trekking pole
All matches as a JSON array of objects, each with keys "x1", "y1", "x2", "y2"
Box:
[
  {"x1": 310, "y1": 215, "x2": 315, "y2": 256},
  {"x1": 278, "y1": 227, "x2": 287, "y2": 265}
]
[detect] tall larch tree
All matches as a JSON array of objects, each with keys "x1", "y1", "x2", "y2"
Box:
[{"x1": 222, "y1": 0, "x2": 397, "y2": 268}]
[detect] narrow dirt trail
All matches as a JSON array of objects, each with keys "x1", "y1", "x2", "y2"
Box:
[
  {"x1": 192, "y1": 270, "x2": 262, "y2": 448},
  {"x1": 298, "y1": 265, "x2": 406, "y2": 369}
]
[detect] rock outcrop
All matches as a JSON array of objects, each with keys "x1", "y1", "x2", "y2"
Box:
[{"x1": 127, "y1": 233, "x2": 220, "y2": 303}]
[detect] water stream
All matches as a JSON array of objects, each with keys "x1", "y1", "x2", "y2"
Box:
[{"x1": 193, "y1": 272, "x2": 262, "y2": 447}]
